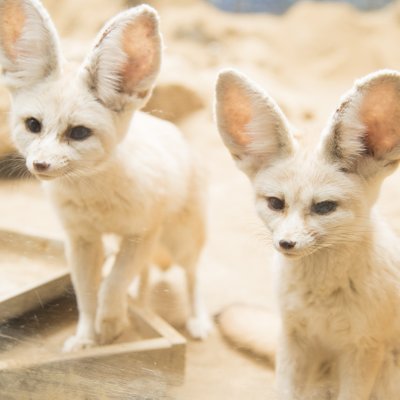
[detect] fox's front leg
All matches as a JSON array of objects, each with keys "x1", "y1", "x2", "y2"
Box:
[
  {"x1": 63, "y1": 234, "x2": 103, "y2": 352},
  {"x1": 276, "y1": 333, "x2": 313, "y2": 400},
  {"x1": 96, "y1": 232, "x2": 158, "y2": 344},
  {"x1": 337, "y1": 345, "x2": 384, "y2": 400}
]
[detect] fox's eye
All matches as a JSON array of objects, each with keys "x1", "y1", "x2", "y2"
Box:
[
  {"x1": 312, "y1": 201, "x2": 337, "y2": 215},
  {"x1": 25, "y1": 117, "x2": 42, "y2": 133},
  {"x1": 68, "y1": 126, "x2": 92, "y2": 141},
  {"x1": 267, "y1": 197, "x2": 285, "y2": 211}
]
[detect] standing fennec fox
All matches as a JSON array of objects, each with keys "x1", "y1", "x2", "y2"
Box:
[
  {"x1": 0, "y1": 0, "x2": 211, "y2": 352},
  {"x1": 215, "y1": 69, "x2": 400, "y2": 399}
]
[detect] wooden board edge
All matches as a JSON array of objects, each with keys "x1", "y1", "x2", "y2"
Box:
[
  {"x1": 0, "y1": 271, "x2": 71, "y2": 323},
  {"x1": 129, "y1": 304, "x2": 187, "y2": 347}
]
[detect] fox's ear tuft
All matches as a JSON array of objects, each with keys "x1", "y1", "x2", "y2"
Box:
[
  {"x1": 215, "y1": 69, "x2": 295, "y2": 178},
  {"x1": 322, "y1": 70, "x2": 400, "y2": 177},
  {"x1": 83, "y1": 5, "x2": 162, "y2": 111},
  {"x1": 0, "y1": 0, "x2": 61, "y2": 90}
]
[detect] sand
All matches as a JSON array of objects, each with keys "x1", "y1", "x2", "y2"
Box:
[{"x1": 1, "y1": 0, "x2": 400, "y2": 399}]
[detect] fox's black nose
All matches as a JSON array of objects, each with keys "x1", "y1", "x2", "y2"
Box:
[
  {"x1": 33, "y1": 161, "x2": 50, "y2": 172},
  {"x1": 279, "y1": 240, "x2": 296, "y2": 250}
]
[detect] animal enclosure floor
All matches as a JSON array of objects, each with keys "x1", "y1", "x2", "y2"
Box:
[{"x1": 0, "y1": 179, "x2": 278, "y2": 399}]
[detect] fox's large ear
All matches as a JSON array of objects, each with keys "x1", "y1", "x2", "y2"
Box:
[
  {"x1": 0, "y1": 0, "x2": 61, "y2": 90},
  {"x1": 215, "y1": 69, "x2": 296, "y2": 178},
  {"x1": 82, "y1": 5, "x2": 161, "y2": 112},
  {"x1": 322, "y1": 70, "x2": 400, "y2": 178}
]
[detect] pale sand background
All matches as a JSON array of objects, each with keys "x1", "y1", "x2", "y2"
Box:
[{"x1": 1, "y1": 0, "x2": 400, "y2": 398}]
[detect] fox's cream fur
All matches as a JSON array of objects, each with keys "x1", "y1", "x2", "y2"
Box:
[
  {"x1": 0, "y1": 0, "x2": 211, "y2": 351},
  {"x1": 215, "y1": 69, "x2": 400, "y2": 399}
]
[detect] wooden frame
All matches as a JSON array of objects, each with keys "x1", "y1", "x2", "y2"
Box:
[
  {"x1": 0, "y1": 229, "x2": 68, "y2": 323},
  {"x1": 0, "y1": 229, "x2": 186, "y2": 399}
]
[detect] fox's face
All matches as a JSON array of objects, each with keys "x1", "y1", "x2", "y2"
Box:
[
  {"x1": 0, "y1": 0, "x2": 161, "y2": 180},
  {"x1": 215, "y1": 70, "x2": 400, "y2": 258},
  {"x1": 253, "y1": 153, "x2": 365, "y2": 258},
  {"x1": 10, "y1": 70, "x2": 116, "y2": 180}
]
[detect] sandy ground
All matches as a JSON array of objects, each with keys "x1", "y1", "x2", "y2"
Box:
[{"x1": 1, "y1": 0, "x2": 400, "y2": 399}]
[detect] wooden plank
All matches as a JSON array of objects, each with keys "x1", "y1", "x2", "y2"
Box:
[
  {"x1": 0, "y1": 271, "x2": 71, "y2": 323},
  {"x1": 0, "y1": 229, "x2": 68, "y2": 322},
  {"x1": 0, "y1": 288, "x2": 186, "y2": 397},
  {"x1": 0, "y1": 345, "x2": 177, "y2": 399},
  {"x1": 0, "y1": 311, "x2": 185, "y2": 398},
  {"x1": 0, "y1": 229, "x2": 64, "y2": 258},
  {"x1": 130, "y1": 305, "x2": 186, "y2": 346}
]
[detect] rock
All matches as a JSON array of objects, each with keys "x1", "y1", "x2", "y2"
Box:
[{"x1": 143, "y1": 83, "x2": 204, "y2": 123}]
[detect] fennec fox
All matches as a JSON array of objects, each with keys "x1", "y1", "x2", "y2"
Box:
[
  {"x1": 215, "y1": 69, "x2": 400, "y2": 400},
  {"x1": 0, "y1": 0, "x2": 211, "y2": 352}
]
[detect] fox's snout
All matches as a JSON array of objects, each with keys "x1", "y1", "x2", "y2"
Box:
[
  {"x1": 271, "y1": 212, "x2": 313, "y2": 256},
  {"x1": 25, "y1": 143, "x2": 69, "y2": 179},
  {"x1": 32, "y1": 160, "x2": 50, "y2": 172},
  {"x1": 269, "y1": 212, "x2": 322, "y2": 257}
]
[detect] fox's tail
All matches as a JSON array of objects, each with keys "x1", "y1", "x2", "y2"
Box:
[{"x1": 216, "y1": 304, "x2": 279, "y2": 367}]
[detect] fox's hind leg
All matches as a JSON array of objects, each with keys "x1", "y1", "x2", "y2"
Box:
[
  {"x1": 136, "y1": 263, "x2": 150, "y2": 308},
  {"x1": 162, "y1": 201, "x2": 212, "y2": 340},
  {"x1": 181, "y1": 250, "x2": 213, "y2": 339}
]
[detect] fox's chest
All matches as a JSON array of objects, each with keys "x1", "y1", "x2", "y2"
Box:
[
  {"x1": 281, "y1": 286, "x2": 357, "y2": 345},
  {"x1": 45, "y1": 181, "x2": 155, "y2": 235}
]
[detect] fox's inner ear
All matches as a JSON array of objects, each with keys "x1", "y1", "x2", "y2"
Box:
[
  {"x1": 322, "y1": 70, "x2": 400, "y2": 176},
  {"x1": 0, "y1": 0, "x2": 61, "y2": 90},
  {"x1": 215, "y1": 69, "x2": 295, "y2": 178},
  {"x1": 83, "y1": 5, "x2": 161, "y2": 111}
]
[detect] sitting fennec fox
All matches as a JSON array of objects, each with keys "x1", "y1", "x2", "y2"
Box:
[
  {"x1": 0, "y1": 0, "x2": 211, "y2": 351},
  {"x1": 215, "y1": 69, "x2": 400, "y2": 400}
]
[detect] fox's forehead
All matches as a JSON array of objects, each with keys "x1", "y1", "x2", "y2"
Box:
[
  {"x1": 254, "y1": 151, "x2": 362, "y2": 204},
  {"x1": 13, "y1": 64, "x2": 101, "y2": 122}
]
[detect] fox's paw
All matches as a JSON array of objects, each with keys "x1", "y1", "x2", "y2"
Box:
[
  {"x1": 96, "y1": 311, "x2": 129, "y2": 345},
  {"x1": 186, "y1": 314, "x2": 213, "y2": 340},
  {"x1": 62, "y1": 335, "x2": 97, "y2": 353}
]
